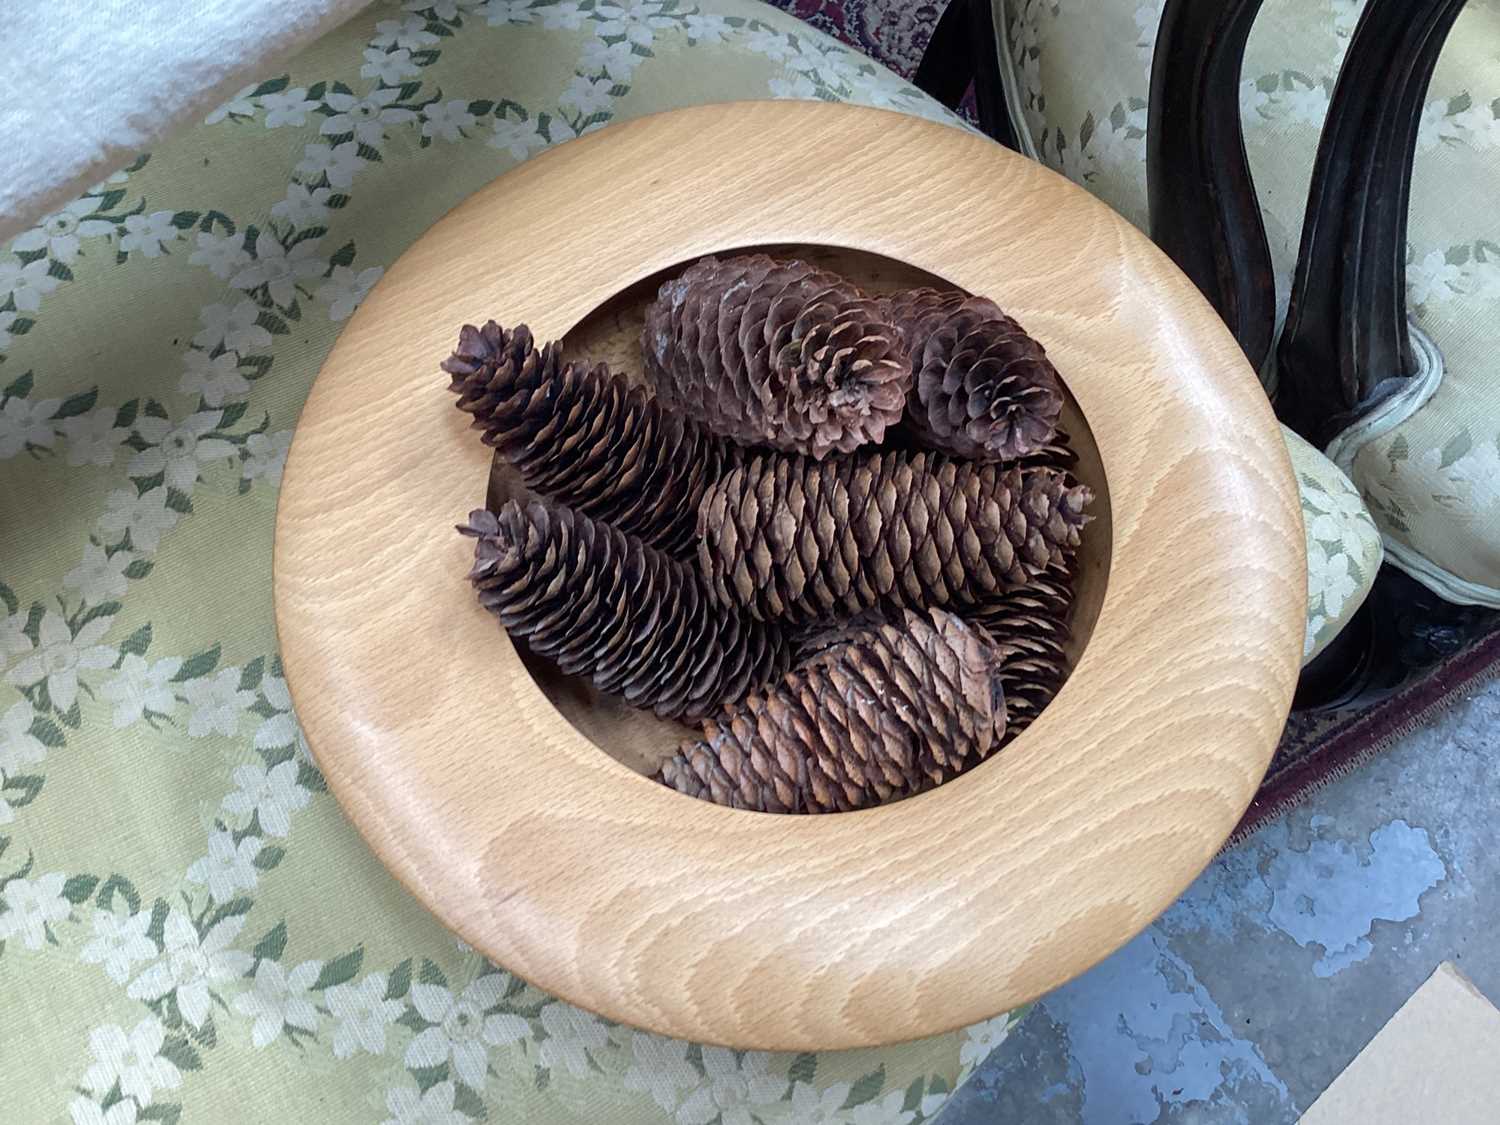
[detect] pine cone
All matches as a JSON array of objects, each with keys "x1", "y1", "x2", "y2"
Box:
[
  {"x1": 460, "y1": 500, "x2": 788, "y2": 722},
  {"x1": 887, "y1": 287, "x2": 1065, "y2": 461},
  {"x1": 444, "y1": 320, "x2": 738, "y2": 559},
  {"x1": 966, "y1": 565, "x2": 1076, "y2": 736},
  {"x1": 697, "y1": 449, "x2": 1092, "y2": 624},
  {"x1": 641, "y1": 255, "x2": 912, "y2": 459},
  {"x1": 655, "y1": 609, "x2": 1007, "y2": 813}
]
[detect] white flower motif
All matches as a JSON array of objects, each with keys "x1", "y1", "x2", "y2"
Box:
[
  {"x1": 242, "y1": 429, "x2": 293, "y2": 486},
  {"x1": 59, "y1": 408, "x2": 127, "y2": 467},
  {"x1": 851, "y1": 1090, "x2": 917, "y2": 1125},
  {"x1": 118, "y1": 211, "x2": 181, "y2": 258},
  {"x1": 582, "y1": 38, "x2": 640, "y2": 80},
  {"x1": 0, "y1": 871, "x2": 71, "y2": 949},
  {"x1": 81, "y1": 1017, "x2": 182, "y2": 1103},
  {"x1": 560, "y1": 75, "x2": 615, "y2": 116},
  {"x1": 187, "y1": 829, "x2": 264, "y2": 901},
  {"x1": 684, "y1": 13, "x2": 729, "y2": 42},
  {"x1": 363, "y1": 47, "x2": 422, "y2": 86},
  {"x1": 1331, "y1": 0, "x2": 1363, "y2": 38},
  {"x1": 745, "y1": 28, "x2": 794, "y2": 61},
  {"x1": 677, "y1": 1048, "x2": 787, "y2": 1125},
  {"x1": 482, "y1": 0, "x2": 535, "y2": 25},
  {"x1": 195, "y1": 300, "x2": 273, "y2": 353},
  {"x1": 1417, "y1": 98, "x2": 1467, "y2": 152},
  {"x1": 179, "y1": 350, "x2": 250, "y2": 407},
  {"x1": 316, "y1": 265, "x2": 383, "y2": 321},
  {"x1": 420, "y1": 99, "x2": 477, "y2": 142},
  {"x1": 6, "y1": 611, "x2": 116, "y2": 712},
  {"x1": 0, "y1": 700, "x2": 45, "y2": 774},
  {"x1": 296, "y1": 141, "x2": 368, "y2": 189},
  {"x1": 1277, "y1": 81, "x2": 1331, "y2": 127},
  {"x1": 372, "y1": 15, "x2": 441, "y2": 50},
  {"x1": 100, "y1": 653, "x2": 181, "y2": 728},
  {"x1": 1240, "y1": 79, "x2": 1271, "y2": 119},
  {"x1": 127, "y1": 910, "x2": 253, "y2": 1027},
  {"x1": 271, "y1": 183, "x2": 334, "y2": 227},
  {"x1": 322, "y1": 87, "x2": 416, "y2": 147},
  {"x1": 326, "y1": 971, "x2": 404, "y2": 1058},
  {"x1": 80, "y1": 909, "x2": 156, "y2": 983},
  {"x1": 1408, "y1": 248, "x2": 1465, "y2": 306},
  {"x1": 69, "y1": 1097, "x2": 138, "y2": 1125},
  {"x1": 64, "y1": 542, "x2": 131, "y2": 602},
  {"x1": 768, "y1": 74, "x2": 817, "y2": 100},
  {"x1": 0, "y1": 394, "x2": 59, "y2": 457},
  {"x1": 1304, "y1": 479, "x2": 1374, "y2": 553},
  {"x1": 541, "y1": 1, "x2": 585, "y2": 30},
  {"x1": 1304, "y1": 611, "x2": 1329, "y2": 658},
  {"x1": 222, "y1": 760, "x2": 310, "y2": 837},
  {"x1": 787, "y1": 1080, "x2": 851, "y2": 1123},
  {"x1": 490, "y1": 117, "x2": 547, "y2": 160},
  {"x1": 205, "y1": 83, "x2": 258, "y2": 124},
  {"x1": 188, "y1": 230, "x2": 251, "y2": 279},
  {"x1": 232, "y1": 232, "x2": 327, "y2": 306},
  {"x1": 11, "y1": 197, "x2": 115, "y2": 264},
  {"x1": 97, "y1": 487, "x2": 180, "y2": 552},
  {"x1": 1447, "y1": 441, "x2": 1500, "y2": 504},
  {"x1": 0, "y1": 257, "x2": 62, "y2": 312},
  {"x1": 622, "y1": 1031, "x2": 696, "y2": 1112},
  {"x1": 1456, "y1": 104, "x2": 1500, "y2": 148},
  {"x1": 182, "y1": 667, "x2": 255, "y2": 737},
  {"x1": 130, "y1": 411, "x2": 234, "y2": 490},
  {"x1": 233, "y1": 957, "x2": 322, "y2": 1046},
  {"x1": 594, "y1": 0, "x2": 671, "y2": 46},
  {"x1": 382, "y1": 1081, "x2": 467, "y2": 1125},
  {"x1": 260, "y1": 86, "x2": 319, "y2": 128},
  {"x1": 959, "y1": 1013, "x2": 1015, "y2": 1068},
  {"x1": 536, "y1": 1001, "x2": 608, "y2": 1078},
  {"x1": 1306, "y1": 545, "x2": 1358, "y2": 620},
  {"x1": 790, "y1": 50, "x2": 865, "y2": 90},
  {"x1": 407, "y1": 974, "x2": 526, "y2": 1085},
  {"x1": 407, "y1": 0, "x2": 485, "y2": 17}
]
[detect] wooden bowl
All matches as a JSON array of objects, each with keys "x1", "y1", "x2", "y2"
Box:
[{"x1": 273, "y1": 102, "x2": 1305, "y2": 1051}]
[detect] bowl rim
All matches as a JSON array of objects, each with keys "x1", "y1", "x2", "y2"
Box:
[{"x1": 273, "y1": 100, "x2": 1306, "y2": 1051}]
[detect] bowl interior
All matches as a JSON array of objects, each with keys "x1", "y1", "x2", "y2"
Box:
[{"x1": 485, "y1": 243, "x2": 1113, "y2": 778}]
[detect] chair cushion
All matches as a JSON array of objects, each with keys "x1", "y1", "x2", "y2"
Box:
[
  {"x1": 0, "y1": 4, "x2": 1001, "y2": 1124},
  {"x1": 994, "y1": 0, "x2": 1500, "y2": 607}
]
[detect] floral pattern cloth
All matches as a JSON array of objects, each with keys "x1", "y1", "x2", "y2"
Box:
[
  {"x1": 994, "y1": 0, "x2": 1500, "y2": 605},
  {"x1": 0, "y1": 3, "x2": 1000, "y2": 1124}
]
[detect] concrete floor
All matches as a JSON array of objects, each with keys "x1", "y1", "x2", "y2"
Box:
[{"x1": 941, "y1": 676, "x2": 1500, "y2": 1124}]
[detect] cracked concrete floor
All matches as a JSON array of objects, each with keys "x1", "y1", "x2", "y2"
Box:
[{"x1": 940, "y1": 676, "x2": 1500, "y2": 1125}]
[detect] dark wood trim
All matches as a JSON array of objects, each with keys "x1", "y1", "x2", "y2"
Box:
[
  {"x1": 1277, "y1": 0, "x2": 1468, "y2": 447},
  {"x1": 1147, "y1": 0, "x2": 1276, "y2": 372},
  {"x1": 914, "y1": 0, "x2": 976, "y2": 109}
]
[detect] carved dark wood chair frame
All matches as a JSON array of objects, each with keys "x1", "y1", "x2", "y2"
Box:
[{"x1": 914, "y1": 0, "x2": 1494, "y2": 709}]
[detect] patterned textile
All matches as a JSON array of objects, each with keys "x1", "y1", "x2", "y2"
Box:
[
  {"x1": 0, "y1": 5, "x2": 999, "y2": 1124},
  {"x1": 994, "y1": 0, "x2": 1500, "y2": 605},
  {"x1": 762, "y1": 0, "x2": 949, "y2": 79}
]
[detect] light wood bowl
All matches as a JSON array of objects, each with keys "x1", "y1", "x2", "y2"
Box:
[{"x1": 273, "y1": 102, "x2": 1305, "y2": 1052}]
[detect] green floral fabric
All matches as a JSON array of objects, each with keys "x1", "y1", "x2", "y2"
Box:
[
  {"x1": 0, "y1": 3, "x2": 1011, "y2": 1124},
  {"x1": 993, "y1": 0, "x2": 1500, "y2": 606}
]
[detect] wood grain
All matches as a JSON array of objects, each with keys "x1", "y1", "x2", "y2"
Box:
[{"x1": 273, "y1": 102, "x2": 1305, "y2": 1051}]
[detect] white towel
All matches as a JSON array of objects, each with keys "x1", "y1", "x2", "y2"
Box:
[{"x1": 1, "y1": 0, "x2": 374, "y2": 244}]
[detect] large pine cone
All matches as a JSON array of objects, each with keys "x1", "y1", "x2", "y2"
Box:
[
  {"x1": 967, "y1": 564, "x2": 1076, "y2": 736},
  {"x1": 444, "y1": 320, "x2": 738, "y2": 559},
  {"x1": 641, "y1": 255, "x2": 912, "y2": 459},
  {"x1": 697, "y1": 449, "x2": 1092, "y2": 624},
  {"x1": 460, "y1": 501, "x2": 788, "y2": 722},
  {"x1": 655, "y1": 609, "x2": 1007, "y2": 813},
  {"x1": 886, "y1": 288, "x2": 1065, "y2": 461}
]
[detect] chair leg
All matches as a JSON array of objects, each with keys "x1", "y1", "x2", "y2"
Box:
[
  {"x1": 1146, "y1": 0, "x2": 1276, "y2": 372},
  {"x1": 1276, "y1": 0, "x2": 1468, "y2": 447}
]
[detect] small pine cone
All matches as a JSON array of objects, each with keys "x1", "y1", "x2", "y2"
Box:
[
  {"x1": 886, "y1": 287, "x2": 1065, "y2": 461},
  {"x1": 460, "y1": 501, "x2": 788, "y2": 722},
  {"x1": 443, "y1": 320, "x2": 738, "y2": 559},
  {"x1": 655, "y1": 609, "x2": 1007, "y2": 813},
  {"x1": 966, "y1": 565, "x2": 1076, "y2": 735},
  {"x1": 641, "y1": 255, "x2": 912, "y2": 459},
  {"x1": 697, "y1": 449, "x2": 1092, "y2": 624}
]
